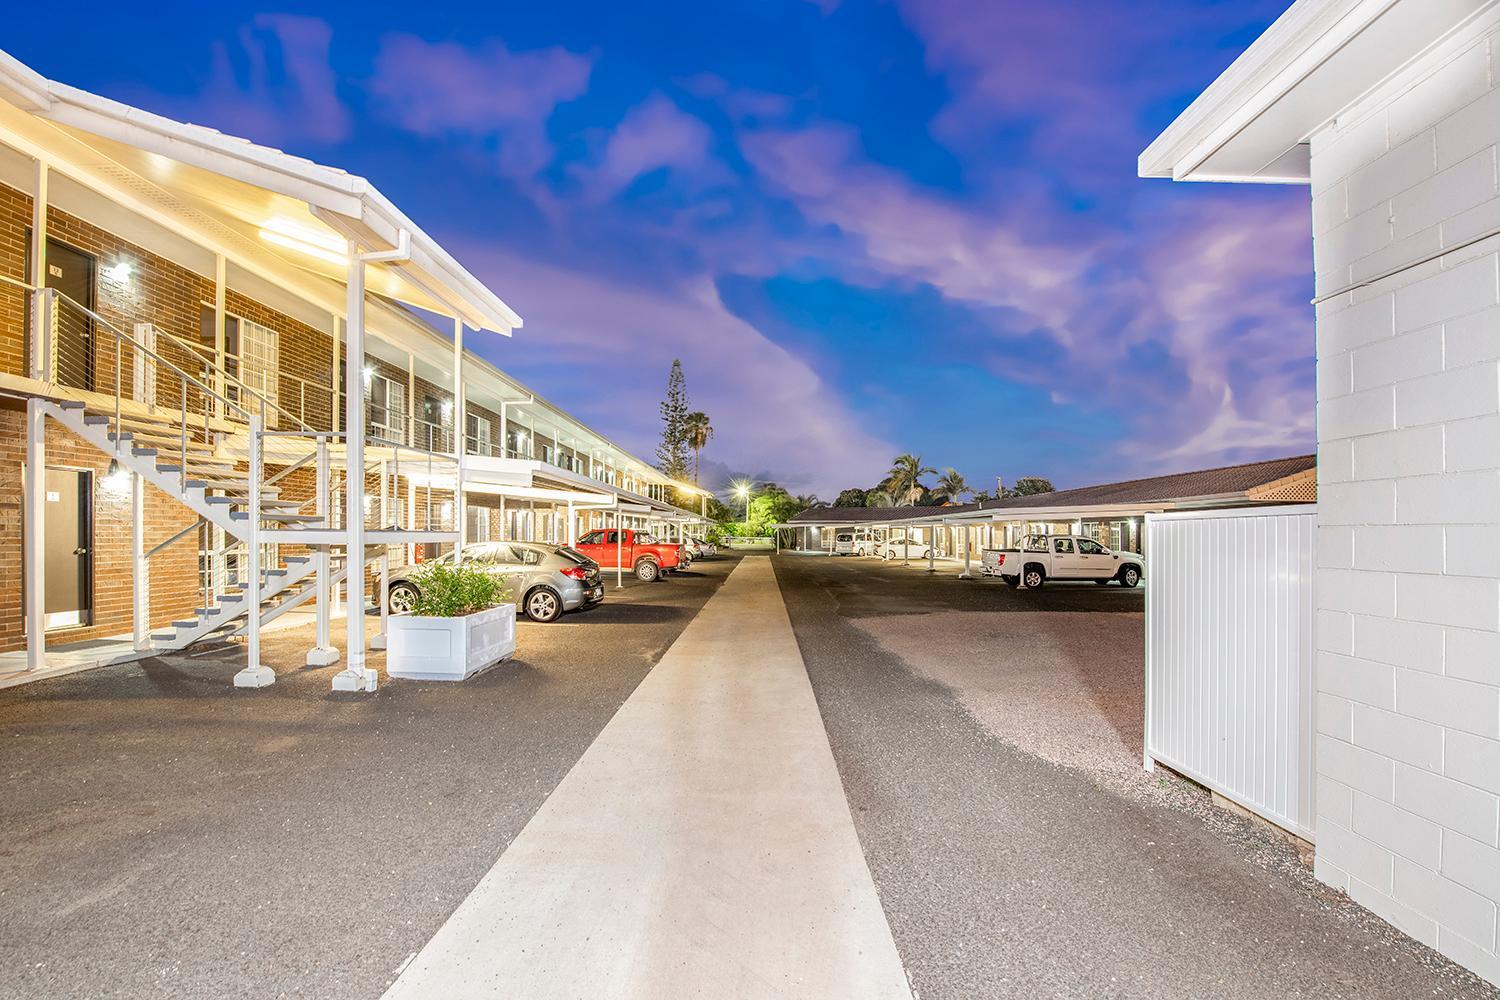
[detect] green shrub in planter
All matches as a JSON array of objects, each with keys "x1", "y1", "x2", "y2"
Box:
[{"x1": 407, "y1": 561, "x2": 511, "y2": 618}]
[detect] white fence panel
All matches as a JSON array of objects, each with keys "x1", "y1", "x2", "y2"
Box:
[{"x1": 1145, "y1": 505, "x2": 1316, "y2": 841}]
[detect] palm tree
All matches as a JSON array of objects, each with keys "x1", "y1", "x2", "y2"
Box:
[
  {"x1": 885, "y1": 453, "x2": 936, "y2": 506},
  {"x1": 864, "y1": 490, "x2": 894, "y2": 508},
  {"x1": 935, "y1": 468, "x2": 971, "y2": 503},
  {"x1": 795, "y1": 493, "x2": 823, "y2": 510},
  {"x1": 684, "y1": 411, "x2": 714, "y2": 485}
]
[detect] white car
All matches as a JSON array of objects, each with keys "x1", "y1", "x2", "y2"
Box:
[
  {"x1": 877, "y1": 537, "x2": 932, "y2": 560},
  {"x1": 992, "y1": 534, "x2": 1144, "y2": 588}
]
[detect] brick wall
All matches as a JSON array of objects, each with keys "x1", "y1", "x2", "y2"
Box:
[
  {"x1": 0, "y1": 401, "x2": 200, "y2": 652},
  {"x1": 1310, "y1": 25, "x2": 1500, "y2": 985},
  {"x1": 0, "y1": 182, "x2": 29, "y2": 378}
]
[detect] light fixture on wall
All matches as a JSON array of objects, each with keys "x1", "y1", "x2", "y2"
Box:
[{"x1": 104, "y1": 260, "x2": 132, "y2": 283}]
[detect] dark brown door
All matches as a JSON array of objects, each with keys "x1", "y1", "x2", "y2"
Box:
[
  {"x1": 44, "y1": 240, "x2": 97, "y2": 391},
  {"x1": 41, "y1": 468, "x2": 93, "y2": 629}
]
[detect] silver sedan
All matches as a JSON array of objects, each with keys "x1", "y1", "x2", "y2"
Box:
[{"x1": 387, "y1": 542, "x2": 605, "y2": 623}]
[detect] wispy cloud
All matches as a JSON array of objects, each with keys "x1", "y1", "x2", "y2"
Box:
[
  {"x1": 369, "y1": 33, "x2": 592, "y2": 179},
  {"x1": 160, "y1": 15, "x2": 348, "y2": 147}
]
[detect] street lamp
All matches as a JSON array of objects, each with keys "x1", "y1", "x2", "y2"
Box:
[{"x1": 731, "y1": 479, "x2": 753, "y2": 521}]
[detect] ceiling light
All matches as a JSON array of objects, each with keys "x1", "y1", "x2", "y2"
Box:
[{"x1": 259, "y1": 217, "x2": 348, "y2": 265}]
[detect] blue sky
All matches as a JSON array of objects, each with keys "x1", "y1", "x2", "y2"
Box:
[{"x1": 6, "y1": 0, "x2": 1313, "y2": 497}]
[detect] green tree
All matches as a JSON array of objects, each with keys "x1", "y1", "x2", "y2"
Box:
[
  {"x1": 1005, "y1": 476, "x2": 1055, "y2": 498},
  {"x1": 935, "y1": 468, "x2": 972, "y2": 503},
  {"x1": 683, "y1": 411, "x2": 714, "y2": 485},
  {"x1": 864, "y1": 489, "x2": 894, "y2": 508},
  {"x1": 656, "y1": 360, "x2": 690, "y2": 480},
  {"x1": 833, "y1": 488, "x2": 867, "y2": 507},
  {"x1": 884, "y1": 453, "x2": 936, "y2": 506}
]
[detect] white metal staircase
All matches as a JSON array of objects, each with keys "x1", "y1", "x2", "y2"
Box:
[{"x1": 45, "y1": 398, "x2": 336, "y2": 650}]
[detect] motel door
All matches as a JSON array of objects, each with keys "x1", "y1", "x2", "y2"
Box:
[
  {"x1": 25, "y1": 237, "x2": 97, "y2": 390},
  {"x1": 42, "y1": 468, "x2": 93, "y2": 629}
]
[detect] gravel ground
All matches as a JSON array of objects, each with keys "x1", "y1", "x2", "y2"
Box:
[
  {"x1": 775, "y1": 554, "x2": 1500, "y2": 1000},
  {"x1": 0, "y1": 555, "x2": 737, "y2": 1000}
]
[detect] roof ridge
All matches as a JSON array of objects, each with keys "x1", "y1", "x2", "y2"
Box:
[{"x1": 1021, "y1": 453, "x2": 1316, "y2": 499}]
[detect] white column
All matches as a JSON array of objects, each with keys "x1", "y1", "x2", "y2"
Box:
[
  {"x1": 369, "y1": 459, "x2": 390, "y2": 652},
  {"x1": 308, "y1": 437, "x2": 338, "y2": 665},
  {"x1": 28, "y1": 160, "x2": 47, "y2": 381},
  {"x1": 132, "y1": 473, "x2": 150, "y2": 651},
  {"x1": 453, "y1": 317, "x2": 466, "y2": 564},
  {"x1": 233, "y1": 415, "x2": 275, "y2": 687},
  {"x1": 567, "y1": 500, "x2": 576, "y2": 546},
  {"x1": 333, "y1": 246, "x2": 374, "y2": 692},
  {"x1": 213, "y1": 254, "x2": 227, "y2": 411},
  {"x1": 23, "y1": 399, "x2": 45, "y2": 669},
  {"x1": 959, "y1": 523, "x2": 973, "y2": 579},
  {"x1": 615, "y1": 509, "x2": 625, "y2": 589}
]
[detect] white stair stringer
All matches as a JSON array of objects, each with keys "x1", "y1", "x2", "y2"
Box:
[{"x1": 44, "y1": 399, "x2": 341, "y2": 657}]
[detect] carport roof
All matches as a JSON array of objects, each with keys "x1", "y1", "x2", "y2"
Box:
[{"x1": 786, "y1": 454, "x2": 1316, "y2": 525}]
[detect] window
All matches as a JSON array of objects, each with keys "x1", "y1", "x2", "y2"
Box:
[
  {"x1": 467, "y1": 413, "x2": 492, "y2": 456},
  {"x1": 511, "y1": 545, "x2": 543, "y2": 565},
  {"x1": 579, "y1": 530, "x2": 604, "y2": 546},
  {"x1": 1054, "y1": 538, "x2": 1074, "y2": 554},
  {"x1": 1076, "y1": 538, "x2": 1105, "y2": 555},
  {"x1": 367, "y1": 372, "x2": 407, "y2": 444}
]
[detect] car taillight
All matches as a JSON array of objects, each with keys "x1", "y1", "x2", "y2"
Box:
[
  {"x1": 561, "y1": 566, "x2": 587, "y2": 580},
  {"x1": 997, "y1": 554, "x2": 1005, "y2": 564}
]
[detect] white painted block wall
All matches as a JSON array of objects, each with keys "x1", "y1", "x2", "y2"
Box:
[{"x1": 1310, "y1": 23, "x2": 1500, "y2": 986}]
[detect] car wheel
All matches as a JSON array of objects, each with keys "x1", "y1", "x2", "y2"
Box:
[
  {"x1": 635, "y1": 558, "x2": 659, "y2": 582},
  {"x1": 881, "y1": 550, "x2": 893, "y2": 561},
  {"x1": 1023, "y1": 566, "x2": 1045, "y2": 589},
  {"x1": 1120, "y1": 566, "x2": 1141, "y2": 588},
  {"x1": 388, "y1": 581, "x2": 419, "y2": 614},
  {"x1": 524, "y1": 587, "x2": 563, "y2": 622}
]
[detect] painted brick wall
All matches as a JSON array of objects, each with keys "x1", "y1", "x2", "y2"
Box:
[{"x1": 1310, "y1": 26, "x2": 1500, "y2": 985}]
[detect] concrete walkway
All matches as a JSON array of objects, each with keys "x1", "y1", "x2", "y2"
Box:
[{"x1": 383, "y1": 557, "x2": 912, "y2": 1000}]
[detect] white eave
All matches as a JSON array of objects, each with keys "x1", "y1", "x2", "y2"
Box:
[
  {"x1": 1139, "y1": 0, "x2": 1498, "y2": 184},
  {"x1": 0, "y1": 47, "x2": 521, "y2": 335}
]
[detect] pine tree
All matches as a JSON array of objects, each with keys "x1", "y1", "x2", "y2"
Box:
[{"x1": 656, "y1": 360, "x2": 690, "y2": 480}]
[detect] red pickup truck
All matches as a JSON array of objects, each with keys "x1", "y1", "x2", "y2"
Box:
[{"x1": 574, "y1": 528, "x2": 682, "y2": 582}]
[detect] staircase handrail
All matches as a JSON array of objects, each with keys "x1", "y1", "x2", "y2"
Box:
[
  {"x1": 45, "y1": 287, "x2": 253, "y2": 423},
  {"x1": 138, "y1": 319, "x2": 314, "y2": 434}
]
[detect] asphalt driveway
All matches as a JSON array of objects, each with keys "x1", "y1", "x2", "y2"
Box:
[
  {"x1": 0, "y1": 554, "x2": 738, "y2": 1000},
  {"x1": 774, "y1": 553, "x2": 1499, "y2": 1000}
]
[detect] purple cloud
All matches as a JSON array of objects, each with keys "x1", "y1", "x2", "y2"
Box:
[
  {"x1": 454, "y1": 243, "x2": 896, "y2": 496},
  {"x1": 580, "y1": 94, "x2": 719, "y2": 201},
  {"x1": 160, "y1": 15, "x2": 348, "y2": 147},
  {"x1": 369, "y1": 34, "x2": 592, "y2": 179}
]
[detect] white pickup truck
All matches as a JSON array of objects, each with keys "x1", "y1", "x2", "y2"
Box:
[{"x1": 986, "y1": 534, "x2": 1144, "y2": 589}]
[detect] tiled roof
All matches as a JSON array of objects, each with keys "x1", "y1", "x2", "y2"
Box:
[{"x1": 786, "y1": 454, "x2": 1316, "y2": 525}]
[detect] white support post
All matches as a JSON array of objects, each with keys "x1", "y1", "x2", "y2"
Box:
[
  {"x1": 405, "y1": 352, "x2": 416, "y2": 447},
  {"x1": 23, "y1": 399, "x2": 45, "y2": 670},
  {"x1": 307, "y1": 437, "x2": 339, "y2": 666},
  {"x1": 959, "y1": 523, "x2": 973, "y2": 579},
  {"x1": 567, "y1": 500, "x2": 577, "y2": 547},
  {"x1": 371, "y1": 459, "x2": 389, "y2": 651},
  {"x1": 28, "y1": 160, "x2": 47, "y2": 382},
  {"x1": 453, "y1": 317, "x2": 466, "y2": 563},
  {"x1": 615, "y1": 509, "x2": 624, "y2": 589},
  {"x1": 131, "y1": 472, "x2": 150, "y2": 651},
  {"x1": 333, "y1": 245, "x2": 375, "y2": 693},
  {"x1": 214, "y1": 254, "x2": 227, "y2": 412},
  {"x1": 234, "y1": 415, "x2": 275, "y2": 688}
]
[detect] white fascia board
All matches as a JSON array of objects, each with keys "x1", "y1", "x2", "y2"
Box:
[
  {"x1": 1139, "y1": 0, "x2": 1391, "y2": 180},
  {"x1": 0, "y1": 50, "x2": 53, "y2": 112}
]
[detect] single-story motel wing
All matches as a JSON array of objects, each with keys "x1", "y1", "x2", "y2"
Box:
[{"x1": 778, "y1": 454, "x2": 1317, "y2": 563}]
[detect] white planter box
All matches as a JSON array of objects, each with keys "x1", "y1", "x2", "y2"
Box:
[{"x1": 387, "y1": 604, "x2": 516, "y2": 682}]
